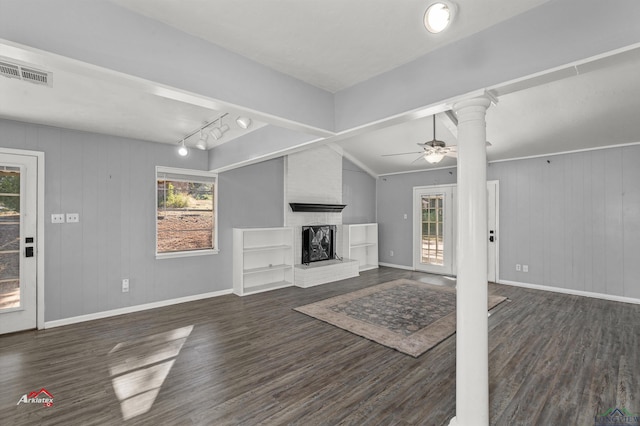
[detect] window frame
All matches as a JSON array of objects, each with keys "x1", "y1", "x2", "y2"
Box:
[{"x1": 155, "y1": 166, "x2": 219, "y2": 259}]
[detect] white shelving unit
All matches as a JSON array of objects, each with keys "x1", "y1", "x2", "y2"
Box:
[
  {"x1": 342, "y1": 223, "x2": 378, "y2": 272},
  {"x1": 233, "y1": 227, "x2": 294, "y2": 296}
]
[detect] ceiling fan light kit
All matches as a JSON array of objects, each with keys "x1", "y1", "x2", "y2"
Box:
[{"x1": 424, "y1": 151, "x2": 445, "y2": 164}]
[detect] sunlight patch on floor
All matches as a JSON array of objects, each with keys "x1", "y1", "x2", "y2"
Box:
[{"x1": 108, "y1": 325, "x2": 193, "y2": 421}]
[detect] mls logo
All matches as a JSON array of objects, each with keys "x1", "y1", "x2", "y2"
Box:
[{"x1": 16, "y1": 388, "x2": 54, "y2": 407}]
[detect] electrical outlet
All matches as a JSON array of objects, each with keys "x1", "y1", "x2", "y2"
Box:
[
  {"x1": 515, "y1": 264, "x2": 521, "y2": 272},
  {"x1": 66, "y1": 213, "x2": 80, "y2": 223},
  {"x1": 403, "y1": 214, "x2": 408, "y2": 220},
  {"x1": 51, "y1": 214, "x2": 65, "y2": 224},
  {"x1": 523, "y1": 265, "x2": 529, "y2": 273},
  {"x1": 390, "y1": 250, "x2": 394, "y2": 257},
  {"x1": 122, "y1": 279, "x2": 129, "y2": 293}
]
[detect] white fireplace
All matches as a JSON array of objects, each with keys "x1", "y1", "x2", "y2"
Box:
[{"x1": 285, "y1": 146, "x2": 359, "y2": 286}]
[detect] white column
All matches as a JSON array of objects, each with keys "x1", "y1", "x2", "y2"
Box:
[{"x1": 448, "y1": 95, "x2": 492, "y2": 426}]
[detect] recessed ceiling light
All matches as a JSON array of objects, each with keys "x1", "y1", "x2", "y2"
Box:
[{"x1": 424, "y1": 1, "x2": 456, "y2": 34}]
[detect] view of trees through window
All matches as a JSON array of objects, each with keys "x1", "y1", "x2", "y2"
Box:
[{"x1": 157, "y1": 179, "x2": 214, "y2": 253}]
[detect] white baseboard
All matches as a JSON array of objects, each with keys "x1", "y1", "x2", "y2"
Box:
[
  {"x1": 497, "y1": 279, "x2": 640, "y2": 305},
  {"x1": 44, "y1": 289, "x2": 234, "y2": 329},
  {"x1": 379, "y1": 262, "x2": 415, "y2": 271}
]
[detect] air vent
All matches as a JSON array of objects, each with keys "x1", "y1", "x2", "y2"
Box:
[
  {"x1": 0, "y1": 61, "x2": 20, "y2": 79},
  {"x1": 0, "y1": 58, "x2": 52, "y2": 87},
  {"x1": 21, "y1": 67, "x2": 49, "y2": 85}
]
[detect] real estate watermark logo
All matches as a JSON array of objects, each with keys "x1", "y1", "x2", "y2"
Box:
[
  {"x1": 16, "y1": 388, "x2": 54, "y2": 407},
  {"x1": 595, "y1": 407, "x2": 640, "y2": 426}
]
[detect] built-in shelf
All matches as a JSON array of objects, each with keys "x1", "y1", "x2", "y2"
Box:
[
  {"x1": 243, "y1": 244, "x2": 292, "y2": 253},
  {"x1": 233, "y1": 227, "x2": 294, "y2": 296},
  {"x1": 342, "y1": 223, "x2": 379, "y2": 272},
  {"x1": 243, "y1": 264, "x2": 293, "y2": 275}
]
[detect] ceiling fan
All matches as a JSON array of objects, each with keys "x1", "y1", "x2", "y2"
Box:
[{"x1": 382, "y1": 114, "x2": 457, "y2": 164}]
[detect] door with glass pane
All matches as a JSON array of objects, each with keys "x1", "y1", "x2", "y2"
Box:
[
  {"x1": 414, "y1": 186, "x2": 454, "y2": 275},
  {"x1": 0, "y1": 153, "x2": 37, "y2": 334}
]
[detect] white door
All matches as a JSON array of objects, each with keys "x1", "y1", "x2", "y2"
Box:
[
  {"x1": 0, "y1": 153, "x2": 38, "y2": 334},
  {"x1": 413, "y1": 182, "x2": 498, "y2": 280},
  {"x1": 414, "y1": 186, "x2": 455, "y2": 275},
  {"x1": 487, "y1": 181, "x2": 498, "y2": 282}
]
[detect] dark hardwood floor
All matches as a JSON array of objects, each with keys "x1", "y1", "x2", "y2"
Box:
[{"x1": 1, "y1": 267, "x2": 638, "y2": 425}]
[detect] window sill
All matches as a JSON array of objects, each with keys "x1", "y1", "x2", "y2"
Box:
[{"x1": 156, "y1": 249, "x2": 219, "y2": 260}]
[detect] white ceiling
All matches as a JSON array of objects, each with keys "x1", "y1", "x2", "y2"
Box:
[
  {"x1": 1, "y1": 0, "x2": 639, "y2": 176},
  {"x1": 113, "y1": 0, "x2": 550, "y2": 92}
]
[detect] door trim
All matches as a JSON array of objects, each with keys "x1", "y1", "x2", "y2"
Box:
[{"x1": 0, "y1": 147, "x2": 45, "y2": 330}]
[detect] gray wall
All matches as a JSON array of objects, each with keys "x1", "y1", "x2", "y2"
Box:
[
  {"x1": 376, "y1": 146, "x2": 640, "y2": 299},
  {"x1": 0, "y1": 119, "x2": 284, "y2": 322},
  {"x1": 342, "y1": 158, "x2": 376, "y2": 224}
]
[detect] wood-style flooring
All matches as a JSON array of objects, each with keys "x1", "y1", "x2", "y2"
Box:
[{"x1": 1, "y1": 267, "x2": 638, "y2": 425}]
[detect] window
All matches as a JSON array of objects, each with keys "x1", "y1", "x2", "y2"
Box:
[{"x1": 156, "y1": 166, "x2": 218, "y2": 258}]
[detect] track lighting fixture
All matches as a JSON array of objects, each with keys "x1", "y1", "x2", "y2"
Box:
[
  {"x1": 177, "y1": 140, "x2": 188, "y2": 157},
  {"x1": 175, "y1": 112, "x2": 250, "y2": 157},
  {"x1": 236, "y1": 116, "x2": 252, "y2": 129}
]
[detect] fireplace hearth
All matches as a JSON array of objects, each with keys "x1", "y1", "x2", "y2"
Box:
[{"x1": 302, "y1": 225, "x2": 336, "y2": 264}]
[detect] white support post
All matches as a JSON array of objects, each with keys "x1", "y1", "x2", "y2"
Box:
[{"x1": 448, "y1": 95, "x2": 493, "y2": 426}]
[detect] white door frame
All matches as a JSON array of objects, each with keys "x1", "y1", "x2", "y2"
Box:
[
  {"x1": 413, "y1": 181, "x2": 499, "y2": 281},
  {"x1": 413, "y1": 184, "x2": 456, "y2": 275},
  {"x1": 0, "y1": 147, "x2": 45, "y2": 330}
]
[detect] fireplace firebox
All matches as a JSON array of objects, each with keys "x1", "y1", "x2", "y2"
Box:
[{"x1": 302, "y1": 225, "x2": 336, "y2": 264}]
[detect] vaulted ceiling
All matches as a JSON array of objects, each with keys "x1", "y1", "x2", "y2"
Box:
[{"x1": 1, "y1": 0, "x2": 639, "y2": 176}]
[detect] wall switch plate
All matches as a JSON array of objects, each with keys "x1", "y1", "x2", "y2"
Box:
[
  {"x1": 523, "y1": 265, "x2": 529, "y2": 272},
  {"x1": 403, "y1": 214, "x2": 408, "y2": 219},
  {"x1": 51, "y1": 214, "x2": 65, "y2": 224},
  {"x1": 516, "y1": 264, "x2": 521, "y2": 271},
  {"x1": 66, "y1": 213, "x2": 80, "y2": 223},
  {"x1": 122, "y1": 279, "x2": 129, "y2": 293},
  {"x1": 390, "y1": 250, "x2": 394, "y2": 257}
]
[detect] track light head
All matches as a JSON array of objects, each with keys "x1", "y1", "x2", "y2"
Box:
[
  {"x1": 236, "y1": 116, "x2": 252, "y2": 129},
  {"x1": 177, "y1": 140, "x2": 188, "y2": 157},
  {"x1": 195, "y1": 131, "x2": 208, "y2": 150},
  {"x1": 209, "y1": 124, "x2": 230, "y2": 140}
]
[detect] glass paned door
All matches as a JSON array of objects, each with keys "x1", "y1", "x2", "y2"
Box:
[
  {"x1": 414, "y1": 186, "x2": 454, "y2": 275},
  {"x1": 0, "y1": 152, "x2": 38, "y2": 335},
  {"x1": 421, "y1": 194, "x2": 444, "y2": 266},
  {"x1": 0, "y1": 167, "x2": 21, "y2": 310}
]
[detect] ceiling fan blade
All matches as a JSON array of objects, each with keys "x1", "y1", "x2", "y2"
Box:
[
  {"x1": 410, "y1": 154, "x2": 426, "y2": 164},
  {"x1": 382, "y1": 151, "x2": 423, "y2": 157}
]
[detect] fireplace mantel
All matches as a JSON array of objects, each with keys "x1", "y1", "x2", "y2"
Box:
[{"x1": 289, "y1": 203, "x2": 346, "y2": 213}]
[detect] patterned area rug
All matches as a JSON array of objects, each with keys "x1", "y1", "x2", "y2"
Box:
[{"x1": 295, "y1": 278, "x2": 507, "y2": 357}]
